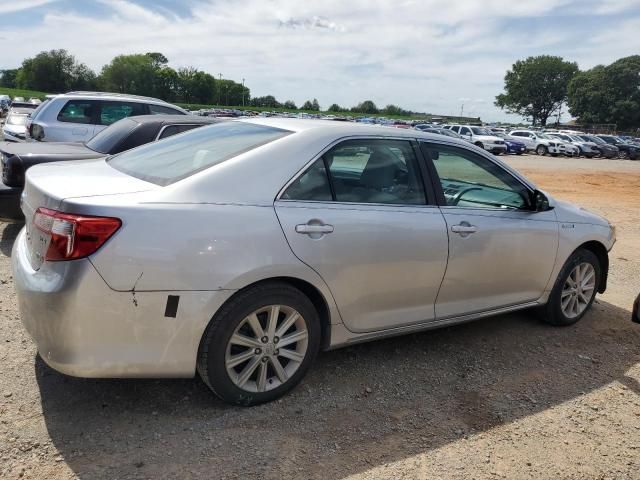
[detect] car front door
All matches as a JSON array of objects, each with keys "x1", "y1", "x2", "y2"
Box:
[
  {"x1": 274, "y1": 138, "x2": 449, "y2": 333},
  {"x1": 421, "y1": 142, "x2": 559, "y2": 319}
]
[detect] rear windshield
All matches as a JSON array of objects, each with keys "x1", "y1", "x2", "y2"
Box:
[
  {"x1": 87, "y1": 118, "x2": 139, "y2": 154},
  {"x1": 107, "y1": 122, "x2": 291, "y2": 186}
]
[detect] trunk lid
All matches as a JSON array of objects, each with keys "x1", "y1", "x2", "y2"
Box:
[{"x1": 22, "y1": 158, "x2": 157, "y2": 270}]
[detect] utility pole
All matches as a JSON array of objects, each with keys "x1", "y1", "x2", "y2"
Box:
[
  {"x1": 242, "y1": 78, "x2": 245, "y2": 107},
  {"x1": 217, "y1": 73, "x2": 222, "y2": 106},
  {"x1": 460, "y1": 103, "x2": 464, "y2": 118}
]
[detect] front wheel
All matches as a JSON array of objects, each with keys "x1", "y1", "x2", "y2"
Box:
[
  {"x1": 539, "y1": 249, "x2": 600, "y2": 326},
  {"x1": 197, "y1": 282, "x2": 321, "y2": 406},
  {"x1": 536, "y1": 145, "x2": 548, "y2": 156}
]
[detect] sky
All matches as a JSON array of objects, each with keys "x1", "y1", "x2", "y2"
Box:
[{"x1": 1, "y1": 0, "x2": 640, "y2": 122}]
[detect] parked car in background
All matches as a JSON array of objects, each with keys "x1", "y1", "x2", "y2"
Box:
[
  {"x1": 25, "y1": 91, "x2": 187, "y2": 143},
  {"x1": 12, "y1": 119, "x2": 614, "y2": 405},
  {"x1": 0, "y1": 115, "x2": 221, "y2": 221},
  {"x1": 28, "y1": 98, "x2": 42, "y2": 105},
  {"x1": 578, "y1": 135, "x2": 619, "y2": 159},
  {"x1": 445, "y1": 125, "x2": 507, "y2": 154},
  {"x1": 0, "y1": 98, "x2": 9, "y2": 117},
  {"x1": 509, "y1": 130, "x2": 564, "y2": 156},
  {"x1": 414, "y1": 124, "x2": 434, "y2": 131},
  {"x1": 8, "y1": 101, "x2": 38, "y2": 111},
  {"x1": 12, "y1": 97, "x2": 25, "y2": 102},
  {"x1": 421, "y1": 127, "x2": 468, "y2": 141},
  {"x1": 596, "y1": 135, "x2": 639, "y2": 160},
  {"x1": 545, "y1": 134, "x2": 580, "y2": 157},
  {"x1": 493, "y1": 132, "x2": 526, "y2": 155},
  {"x1": 549, "y1": 133, "x2": 599, "y2": 158},
  {"x1": 2, "y1": 107, "x2": 33, "y2": 142}
]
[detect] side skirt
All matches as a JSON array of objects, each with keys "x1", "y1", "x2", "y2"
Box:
[{"x1": 326, "y1": 301, "x2": 541, "y2": 350}]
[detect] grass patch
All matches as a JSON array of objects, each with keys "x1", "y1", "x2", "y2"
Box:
[{"x1": 0, "y1": 87, "x2": 50, "y2": 100}]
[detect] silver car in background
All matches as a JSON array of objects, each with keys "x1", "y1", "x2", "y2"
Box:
[{"x1": 13, "y1": 119, "x2": 615, "y2": 405}]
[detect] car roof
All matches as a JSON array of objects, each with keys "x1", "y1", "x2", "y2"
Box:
[
  {"x1": 51, "y1": 91, "x2": 180, "y2": 107},
  {"x1": 125, "y1": 114, "x2": 222, "y2": 126},
  {"x1": 237, "y1": 117, "x2": 449, "y2": 141}
]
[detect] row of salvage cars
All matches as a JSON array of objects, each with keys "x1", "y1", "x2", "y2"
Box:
[{"x1": 1, "y1": 92, "x2": 635, "y2": 406}]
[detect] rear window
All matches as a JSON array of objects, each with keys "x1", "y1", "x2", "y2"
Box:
[
  {"x1": 107, "y1": 122, "x2": 291, "y2": 186},
  {"x1": 86, "y1": 118, "x2": 140, "y2": 154}
]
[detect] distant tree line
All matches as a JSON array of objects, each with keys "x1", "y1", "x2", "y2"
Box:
[
  {"x1": 0, "y1": 49, "x2": 249, "y2": 106},
  {"x1": 0, "y1": 49, "x2": 416, "y2": 115},
  {"x1": 495, "y1": 54, "x2": 640, "y2": 129}
]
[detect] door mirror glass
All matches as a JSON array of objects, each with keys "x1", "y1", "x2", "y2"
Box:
[{"x1": 532, "y1": 190, "x2": 551, "y2": 212}]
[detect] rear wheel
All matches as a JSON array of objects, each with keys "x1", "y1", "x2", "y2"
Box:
[
  {"x1": 475, "y1": 142, "x2": 484, "y2": 150},
  {"x1": 197, "y1": 282, "x2": 321, "y2": 406},
  {"x1": 540, "y1": 249, "x2": 600, "y2": 326},
  {"x1": 536, "y1": 145, "x2": 548, "y2": 156}
]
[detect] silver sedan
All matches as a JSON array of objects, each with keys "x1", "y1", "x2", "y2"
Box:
[{"x1": 12, "y1": 119, "x2": 616, "y2": 405}]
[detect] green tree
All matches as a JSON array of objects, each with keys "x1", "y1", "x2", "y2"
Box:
[
  {"x1": 283, "y1": 100, "x2": 297, "y2": 109},
  {"x1": 382, "y1": 104, "x2": 411, "y2": 115},
  {"x1": 568, "y1": 56, "x2": 640, "y2": 130},
  {"x1": 495, "y1": 55, "x2": 578, "y2": 126},
  {"x1": 145, "y1": 52, "x2": 169, "y2": 69},
  {"x1": 301, "y1": 99, "x2": 320, "y2": 111},
  {"x1": 16, "y1": 49, "x2": 96, "y2": 92},
  {"x1": 351, "y1": 100, "x2": 379, "y2": 114},
  {"x1": 327, "y1": 103, "x2": 343, "y2": 112},
  {"x1": 99, "y1": 54, "x2": 156, "y2": 95},
  {"x1": 0, "y1": 69, "x2": 19, "y2": 88},
  {"x1": 251, "y1": 95, "x2": 281, "y2": 108}
]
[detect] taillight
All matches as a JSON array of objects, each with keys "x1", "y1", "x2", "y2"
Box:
[{"x1": 33, "y1": 208, "x2": 121, "y2": 261}]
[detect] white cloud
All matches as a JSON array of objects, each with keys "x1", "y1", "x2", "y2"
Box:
[
  {"x1": 0, "y1": 0, "x2": 55, "y2": 14},
  {"x1": 0, "y1": 0, "x2": 638, "y2": 122}
]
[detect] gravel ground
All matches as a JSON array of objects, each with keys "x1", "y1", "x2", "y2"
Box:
[{"x1": 1, "y1": 154, "x2": 639, "y2": 479}]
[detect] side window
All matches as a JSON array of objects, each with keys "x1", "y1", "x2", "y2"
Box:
[
  {"x1": 282, "y1": 139, "x2": 427, "y2": 205},
  {"x1": 149, "y1": 104, "x2": 185, "y2": 115},
  {"x1": 158, "y1": 124, "x2": 201, "y2": 140},
  {"x1": 99, "y1": 102, "x2": 146, "y2": 126},
  {"x1": 281, "y1": 158, "x2": 332, "y2": 201},
  {"x1": 422, "y1": 143, "x2": 530, "y2": 210},
  {"x1": 57, "y1": 100, "x2": 96, "y2": 124},
  {"x1": 450, "y1": 126, "x2": 460, "y2": 133},
  {"x1": 459, "y1": 127, "x2": 471, "y2": 135},
  {"x1": 326, "y1": 139, "x2": 425, "y2": 205}
]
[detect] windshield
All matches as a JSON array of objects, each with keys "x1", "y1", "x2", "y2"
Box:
[
  {"x1": 108, "y1": 122, "x2": 292, "y2": 186},
  {"x1": 87, "y1": 118, "x2": 139, "y2": 154},
  {"x1": 6, "y1": 114, "x2": 28, "y2": 126},
  {"x1": 536, "y1": 133, "x2": 552, "y2": 140},
  {"x1": 569, "y1": 136, "x2": 583, "y2": 142},
  {"x1": 470, "y1": 127, "x2": 492, "y2": 135},
  {"x1": 589, "y1": 136, "x2": 606, "y2": 144}
]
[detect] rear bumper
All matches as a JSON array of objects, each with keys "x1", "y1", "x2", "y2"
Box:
[
  {"x1": 488, "y1": 145, "x2": 508, "y2": 153},
  {"x1": 12, "y1": 229, "x2": 235, "y2": 378},
  {"x1": 0, "y1": 182, "x2": 23, "y2": 221}
]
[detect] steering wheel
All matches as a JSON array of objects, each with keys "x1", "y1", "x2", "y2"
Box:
[{"x1": 450, "y1": 187, "x2": 483, "y2": 206}]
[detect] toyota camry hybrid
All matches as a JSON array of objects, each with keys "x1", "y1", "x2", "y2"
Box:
[{"x1": 12, "y1": 119, "x2": 616, "y2": 405}]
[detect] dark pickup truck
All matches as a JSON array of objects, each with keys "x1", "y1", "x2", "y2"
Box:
[{"x1": 1, "y1": 115, "x2": 221, "y2": 221}]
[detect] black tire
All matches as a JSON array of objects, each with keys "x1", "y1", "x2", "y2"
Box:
[
  {"x1": 197, "y1": 282, "x2": 321, "y2": 406},
  {"x1": 539, "y1": 249, "x2": 601, "y2": 326},
  {"x1": 536, "y1": 145, "x2": 548, "y2": 156},
  {"x1": 475, "y1": 142, "x2": 484, "y2": 150}
]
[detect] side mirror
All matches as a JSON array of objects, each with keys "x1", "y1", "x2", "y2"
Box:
[{"x1": 532, "y1": 190, "x2": 552, "y2": 212}]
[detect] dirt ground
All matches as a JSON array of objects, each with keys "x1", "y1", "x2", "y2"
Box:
[{"x1": 1, "y1": 154, "x2": 639, "y2": 480}]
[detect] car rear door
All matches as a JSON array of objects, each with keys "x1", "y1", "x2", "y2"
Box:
[
  {"x1": 420, "y1": 142, "x2": 558, "y2": 319},
  {"x1": 274, "y1": 137, "x2": 449, "y2": 333}
]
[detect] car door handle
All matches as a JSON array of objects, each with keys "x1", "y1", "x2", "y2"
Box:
[
  {"x1": 295, "y1": 223, "x2": 334, "y2": 235},
  {"x1": 451, "y1": 223, "x2": 477, "y2": 235}
]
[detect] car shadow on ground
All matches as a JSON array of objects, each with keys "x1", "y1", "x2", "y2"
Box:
[
  {"x1": 34, "y1": 299, "x2": 640, "y2": 479},
  {"x1": 0, "y1": 221, "x2": 22, "y2": 257}
]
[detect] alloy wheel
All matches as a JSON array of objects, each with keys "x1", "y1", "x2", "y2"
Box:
[
  {"x1": 561, "y1": 262, "x2": 596, "y2": 319},
  {"x1": 225, "y1": 305, "x2": 308, "y2": 393}
]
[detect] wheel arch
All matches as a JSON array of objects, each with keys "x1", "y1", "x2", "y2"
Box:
[
  {"x1": 205, "y1": 276, "x2": 334, "y2": 351},
  {"x1": 576, "y1": 240, "x2": 609, "y2": 293}
]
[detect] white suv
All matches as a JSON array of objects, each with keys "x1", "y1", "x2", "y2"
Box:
[
  {"x1": 509, "y1": 130, "x2": 564, "y2": 156},
  {"x1": 445, "y1": 125, "x2": 508, "y2": 154},
  {"x1": 26, "y1": 91, "x2": 187, "y2": 143}
]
